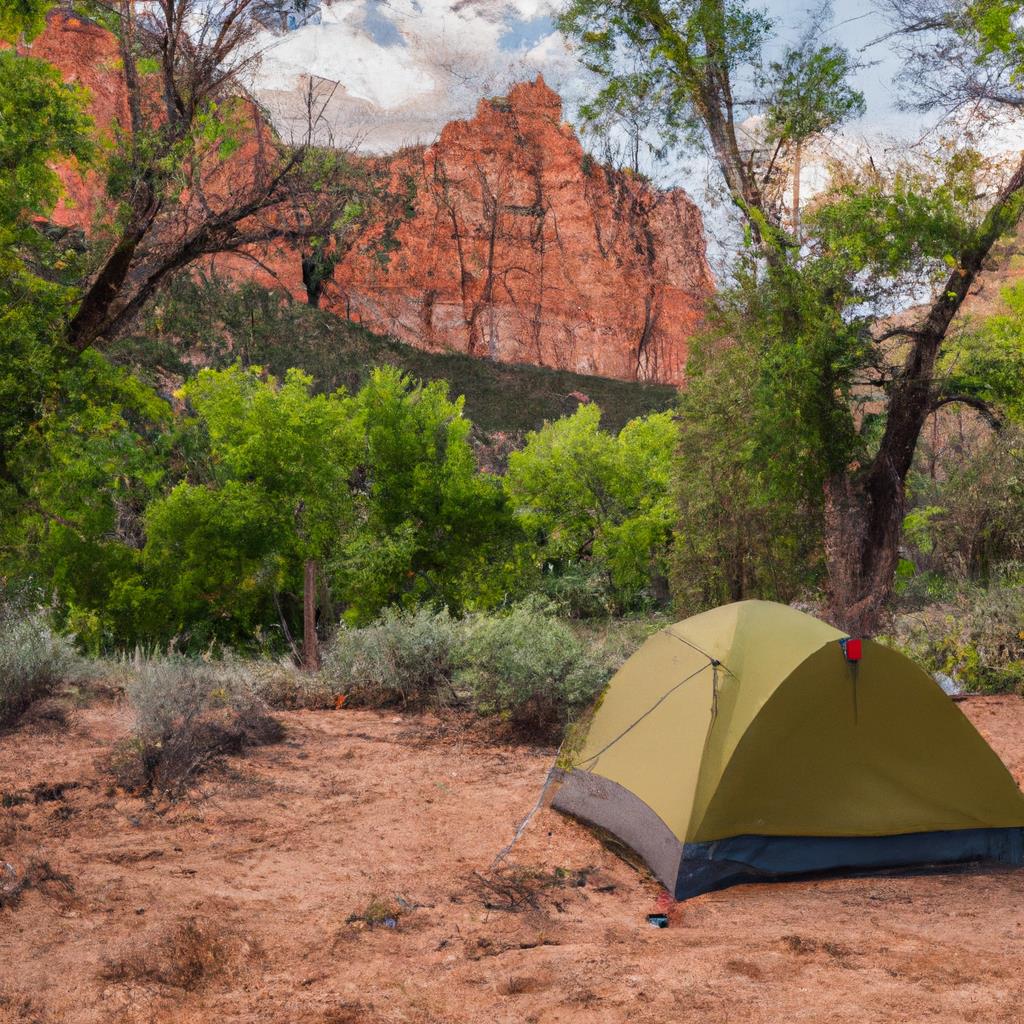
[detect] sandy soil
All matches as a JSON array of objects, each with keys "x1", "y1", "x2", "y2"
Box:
[{"x1": 1, "y1": 696, "x2": 1023, "y2": 1024}]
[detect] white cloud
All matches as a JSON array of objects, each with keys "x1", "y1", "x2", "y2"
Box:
[{"x1": 248, "y1": 0, "x2": 577, "y2": 151}]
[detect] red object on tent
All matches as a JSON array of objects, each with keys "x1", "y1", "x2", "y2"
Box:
[{"x1": 844, "y1": 638, "x2": 862, "y2": 661}]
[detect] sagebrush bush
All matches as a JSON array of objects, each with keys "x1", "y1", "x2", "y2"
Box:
[
  {"x1": 886, "y1": 576, "x2": 1024, "y2": 694},
  {"x1": 322, "y1": 607, "x2": 460, "y2": 707},
  {"x1": 111, "y1": 659, "x2": 283, "y2": 798},
  {"x1": 0, "y1": 609, "x2": 79, "y2": 728},
  {"x1": 245, "y1": 659, "x2": 336, "y2": 710},
  {"x1": 458, "y1": 602, "x2": 611, "y2": 736}
]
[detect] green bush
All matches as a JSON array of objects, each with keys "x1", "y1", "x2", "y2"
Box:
[
  {"x1": 112, "y1": 658, "x2": 283, "y2": 798},
  {"x1": 892, "y1": 566, "x2": 961, "y2": 607},
  {"x1": 506, "y1": 405, "x2": 676, "y2": 616},
  {"x1": 322, "y1": 606, "x2": 461, "y2": 707},
  {"x1": 537, "y1": 561, "x2": 618, "y2": 619},
  {"x1": 0, "y1": 608, "x2": 78, "y2": 728},
  {"x1": 885, "y1": 576, "x2": 1024, "y2": 694},
  {"x1": 458, "y1": 602, "x2": 611, "y2": 736}
]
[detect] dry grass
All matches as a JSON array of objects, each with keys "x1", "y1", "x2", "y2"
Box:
[
  {"x1": 109, "y1": 706, "x2": 284, "y2": 800},
  {"x1": 109, "y1": 660, "x2": 285, "y2": 800},
  {"x1": 0, "y1": 610, "x2": 79, "y2": 731},
  {"x1": 499, "y1": 974, "x2": 548, "y2": 995},
  {"x1": 469, "y1": 864, "x2": 589, "y2": 913},
  {"x1": 781, "y1": 934, "x2": 851, "y2": 959},
  {"x1": 0, "y1": 985, "x2": 51, "y2": 1024},
  {"x1": 0, "y1": 859, "x2": 74, "y2": 911},
  {"x1": 317, "y1": 1003, "x2": 374, "y2": 1024},
  {"x1": 725, "y1": 958, "x2": 765, "y2": 980},
  {"x1": 100, "y1": 917, "x2": 257, "y2": 991}
]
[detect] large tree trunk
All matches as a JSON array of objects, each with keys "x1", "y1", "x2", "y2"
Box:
[
  {"x1": 791, "y1": 141, "x2": 801, "y2": 243},
  {"x1": 822, "y1": 471, "x2": 905, "y2": 636},
  {"x1": 822, "y1": 152, "x2": 1024, "y2": 635},
  {"x1": 302, "y1": 558, "x2": 320, "y2": 673}
]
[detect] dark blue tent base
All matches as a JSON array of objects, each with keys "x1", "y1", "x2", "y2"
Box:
[
  {"x1": 551, "y1": 769, "x2": 1024, "y2": 900},
  {"x1": 676, "y1": 828, "x2": 1024, "y2": 899}
]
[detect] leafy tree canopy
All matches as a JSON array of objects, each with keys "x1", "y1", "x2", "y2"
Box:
[
  {"x1": 0, "y1": 40, "x2": 92, "y2": 494},
  {"x1": 506, "y1": 403, "x2": 676, "y2": 608},
  {"x1": 338, "y1": 366, "x2": 521, "y2": 623},
  {"x1": 0, "y1": 0, "x2": 52, "y2": 41}
]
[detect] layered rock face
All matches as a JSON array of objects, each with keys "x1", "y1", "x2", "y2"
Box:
[
  {"x1": 29, "y1": 15, "x2": 713, "y2": 384},
  {"x1": 327, "y1": 79, "x2": 713, "y2": 383},
  {"x1": 26, "y1": 13, "x2": 128, "y2": 231}
]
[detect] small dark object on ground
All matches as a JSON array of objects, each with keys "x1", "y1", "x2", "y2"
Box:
[
  {"x1": 346, "y1": 896, "x2": 405, "y2": 930},
  {"x1": 31, "y1": 781, "x2": 79, "y2": 803},
  {"x1": 1, "y1": 781, "x2": 79, "y2": 809},
  {"x1": 647, "y1": 913, "x2": 669, "y2": 928}
]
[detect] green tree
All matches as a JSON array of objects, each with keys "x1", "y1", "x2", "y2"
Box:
[
  {"x1": 561, "y1": 0, "x2": 1024, "y2": 633},
  {"x1": 505, "y1": 404, "x2": 676, "y2": 612},
  {"x1": 576, "y1": 62, "x2": 683, "y2": 175},
  {"x1": 759, "y1": 31, "x2": 865, "y2": 238},
  {"x1": 33, "y1": 0, "x2": 370, "y2": 354},
  {"x1": 1, "y1": 352, "x2": 171, "y2": 652},
  {"x1": 0, "y1": 22, "x2": 92, "y2": 497},
  {"x1": 145, "y1": 365, "x2": 359, "y2": 665},
  {"x1": 337, "y1": 367, "x2": 520, "y2": 622},
  {"x1": 0, "y1": 0, "x2": 51, "y2": 40},
  {"x1": 940, "y1": 282, "x2": 1024, "y2": 424},
  {"x1": 672, "y1": 324, "x2": 822, "y2": 611}
]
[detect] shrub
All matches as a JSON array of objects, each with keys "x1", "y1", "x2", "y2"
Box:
[
  {"x1": 0, "y1": 609, "x2": 78, "y2": 729},
  {"x1": 885, "y1": 576, "x2": 1024, "y2": 694},
  {"x1": 246, "y1": 659, "x2": 336, "y2": 710},
  {"x1": 111, "y1": 659, "x2": 284, "y2": 799},
  {"x1": 458, "y1": 602, "x2": 611, "y2": 737},
  {"x1": 322, "y1": 606, "x2": 460, "y2": 707},
  {"x1": 345, "y1": 895, "x2": 403, "y2": 929},
  {"x1": 100, "y1": 917, "x2": 253, "y2": 991},
  {"x1": 537, "y1": 562, "x2": 618, "y2": 619}
]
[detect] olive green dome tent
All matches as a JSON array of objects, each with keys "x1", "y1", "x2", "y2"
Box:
[{"x1": 552, "y1": 600, "x2": 1024, "y2": 898}]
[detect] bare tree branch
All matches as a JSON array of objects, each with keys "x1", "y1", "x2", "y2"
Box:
[{"x1": 64, "y1": 0, "x2": 366, "y2": 351}]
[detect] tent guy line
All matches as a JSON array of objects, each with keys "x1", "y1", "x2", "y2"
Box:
[{"x1": 574, "y1": 659, "x2": 715, "y2": 774}]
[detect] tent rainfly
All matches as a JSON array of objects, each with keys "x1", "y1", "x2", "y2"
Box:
[{"x1": 552, "y1": 600, "x2": 1024, "y2": 898}]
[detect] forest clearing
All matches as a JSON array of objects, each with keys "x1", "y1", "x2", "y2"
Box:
[{"x1": 5, "y1": 0, "x2": 1024, "y2": 1018}]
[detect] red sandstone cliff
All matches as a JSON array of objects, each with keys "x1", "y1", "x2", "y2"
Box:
[
  {"x1": 327, "y1": 80, "x2": 714, "y2": 383},
  {"x1": 28, "y1": 14, "x2": 713, "y2": 384}
]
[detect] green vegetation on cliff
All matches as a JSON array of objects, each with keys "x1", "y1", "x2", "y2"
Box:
[{"x1": 109, "y1": 276, "x2": 678, "y2": 437}]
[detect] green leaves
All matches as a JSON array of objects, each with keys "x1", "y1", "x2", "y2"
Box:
[
  {"x1": 338, "y1": 367, "x2": 520, "y2": 622},
  {"x1": 0, "y1": 0, "x2": 52, "y2": 42},
  {"x1": 505, "y1": 404, "x2": 676, "y2": 609},
  {"x1": 966, "y1": 0, "x2": 1024, "y2": 78},
  {"x1": 941, "y1": 281, "x2": 1024, "y2": 423},
  {"x1": 0, "y1": 50, "x2": 93, "y2": 247},
  {"x1": 559, "y1": 0, "x2": 771, "y2": 146},
  {"x1": 809, "y1": 171, "x2": 976, "y2": 280},
  {"x1": 0, "y1": 44, "x2": 93, "y2": 494},
  {"x1": 761, "y1": 39, "x2": 865, "y2": 148},
  {"x1": 672, "y1": 324, "x2": 824, "y2": 613},
  {"x1": 3, "y1": 352, "x2": 173, "y2": 650}
]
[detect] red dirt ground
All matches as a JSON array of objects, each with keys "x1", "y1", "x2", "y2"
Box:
[{"x1": 1, "y1": 696, "x2": 1023, "y2": 1023}]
